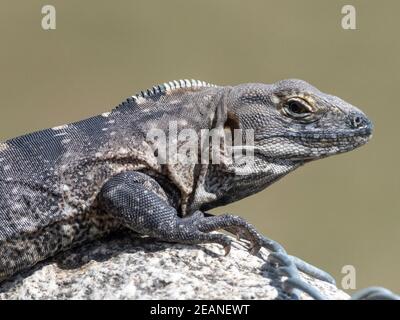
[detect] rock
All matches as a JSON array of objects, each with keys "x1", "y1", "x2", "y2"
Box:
[{"x1": 0, "y1": 232, "x2": 349, "y2": 300}]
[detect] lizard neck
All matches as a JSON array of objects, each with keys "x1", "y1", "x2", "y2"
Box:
[{"x1": 189, "y1": 158, "x2": 304, "y2": 212}]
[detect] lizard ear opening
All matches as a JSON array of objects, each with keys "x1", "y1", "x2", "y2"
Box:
[
  {"x1": 224, "y1": 111, "x2": 240, "y2": 130},
  {"x1": 224, "y1": 111, "x2": 240, "y2": 142}
]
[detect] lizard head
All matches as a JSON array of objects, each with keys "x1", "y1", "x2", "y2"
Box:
[
  {"x1": 199, "y1": 79, "x2": 373, "y2": 208},
  {"x1": 227, "y1": 79, "x2": 373, "y2": 163}
]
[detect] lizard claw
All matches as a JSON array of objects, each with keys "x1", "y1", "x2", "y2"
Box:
[
  {"x1": 224, "y1": 244, "x2": 231, "y2": 256},
  {"x1": 351, "y1": 287, "x2": 400, "y2": 300},
  {"x1": 250, "y1": 244, "x2": 261, "y2": 255}
]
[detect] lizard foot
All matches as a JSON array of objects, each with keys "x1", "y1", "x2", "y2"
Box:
[
  {"x1": 180, "y1": 213, "x2": 399, "y2": 300},
  {"x1": 201, "y1": 211, "x2": 332, "y2": 300},
  {"x1": 186, "y1": 211, "x2": 264, "y2": 255}
]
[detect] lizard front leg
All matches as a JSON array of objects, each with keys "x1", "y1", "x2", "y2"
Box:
[
  {"x1": 98, "y1": 171, "x2": 233, "y2": 251},
  {"x1": 98, "y1": 171, "x2": 272, "y2": 255}
]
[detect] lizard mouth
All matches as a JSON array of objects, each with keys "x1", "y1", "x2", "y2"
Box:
[
  {"x1": 284, "y1": 128, "x2": 372, "y2": 161},
  {"x1": 289, "y1": 133, "x2": 371, "y2": 149},
  {"x1": 284, "y1": 126, "x2": 372, "y2": 148},
  {"x1": 253, "y1": 127, "x2": 372, "y2": 162}
]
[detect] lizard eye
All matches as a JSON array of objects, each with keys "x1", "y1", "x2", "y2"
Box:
[{"x1": 283, "y1": 98, "x2": 313, "y2": 118}]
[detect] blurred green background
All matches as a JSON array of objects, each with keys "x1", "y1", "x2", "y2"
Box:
[{"x1": 0, "y1": 0, "x2": 399, "y2": 294}]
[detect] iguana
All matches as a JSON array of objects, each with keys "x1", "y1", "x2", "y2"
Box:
[{"x1": 0, "y1": 79, "x2": 396, "y2": 299}]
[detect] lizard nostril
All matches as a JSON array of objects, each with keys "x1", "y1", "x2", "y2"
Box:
[{"x1": 351, "y1": 115, "x2": 364, "y2": 128}]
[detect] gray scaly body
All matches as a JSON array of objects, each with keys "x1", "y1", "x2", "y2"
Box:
[{"x1": 0, "y1": 79, "x2": 396, "y2": 299}]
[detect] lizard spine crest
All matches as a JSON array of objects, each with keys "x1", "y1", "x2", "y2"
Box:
[
  {"x1": 133, "y1": 79, "x2": 217, "y2": 100},
  {"x1": 115, "y1": 79, "x2": 217, "y2": 109}
]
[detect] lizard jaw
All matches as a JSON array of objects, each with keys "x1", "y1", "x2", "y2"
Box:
[{"x1": 252, "y1": 127, "x2": 372, "y2": 162}]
